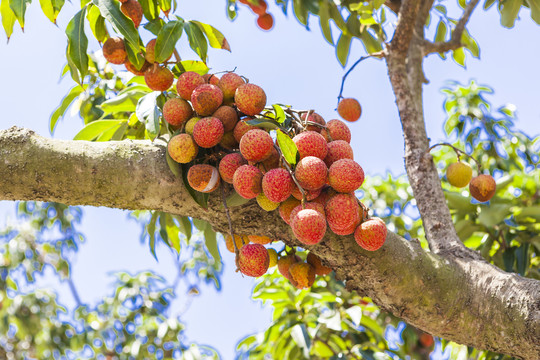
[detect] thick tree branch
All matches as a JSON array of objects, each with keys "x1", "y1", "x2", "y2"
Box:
[
  {"x1": 422, "y1": 0, "x2": 481, "y2": 55},
  {"x1": 0, "y1": 127, "x2": 539, "y2": 359},
  {"x1": 388, "y1": 0, "x2": 422, "y2": 56}
]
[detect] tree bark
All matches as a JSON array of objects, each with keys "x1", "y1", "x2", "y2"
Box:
[{"x1": 0, "y1": 126, "x2": 538, "y2": 359}]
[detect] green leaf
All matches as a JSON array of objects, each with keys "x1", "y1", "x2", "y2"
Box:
[
  {"x1": 66, "y1": 7, "x2": 89, "y2": 80},
  {"x1": 50, "y1": 85, "x2": 85, "y2": 134},
  {"x1": 277, "y1": 129, "x2": 298, "y2": 166},
  {"x1": 515, "y1": 243, "x2": 529, "y2": 275},
  {"x1": 147, "y1": 211, "x2": 159, "y2": 259},
  {"x1": 155, "y1": 19, "x2": 184, "y2": 63},
  {"x1": 39, "y1": 0, "x2": 64, "y2": 23},
  {"x1": 318, "y1": 0, "x2": 333, "y2": 45},
  {"x1": 86, "y1": 4, "x2": 107, "y2": 42},
  {"x1": 73, "y1": 120, "x2": 126, "y2": 141},
  {"x1": 245, "y1": 118, "x2": 280, "y2": 130},
  {"x1": 435, "y1": 19, "x2": 447, "y2": 43},
  {"x1": 484, "y1": 0, "x2": 496, "y2": 9},
  {"x1": 292, "y1": 0, "x2": 308, "y2": 26},
  {"x1": 165, "y1": 214, "x2": 181, "y2": 253},
  {"x1": 499, "y1": 0, "x2": 522, "y2": 28},
  {"x1": 9, "y1": 0, "x2": 30, "y2": 29},
  {"x1": 526, "y1": 0, "x2": 540, "y2": 24},
  {"x1": 138, "y1": 0, "x2": 158, "y2": 21},
  {"x1": 478, "y1": 204, "x2": 511, "y2": 228},
  {"x1": 96, "y1": 120, "x2": 127, "y2": 141},
  {"x1": 136, "y1": 92, "x2": 161, "y2": 141},
  {"x1": 452, "y1": 47, "x2": 466, "y2": 67},
  {"x1": 144, "y1": 17, "x2": 164, "y2": 36},
  {"x1": 93, "y1": 0, "x2": 141, "y2": 46},
  {"x1": 1, "y1": 0, "x2": 16, "y2": 40},
  {"x1": 360, "y1": 30, "x2": 382, "y2": 53},
  {"x1": 184, "y1": 21, "x2": 208, "y2": 62},
  {"x1": 272, "y1": 104, "x2": 286, "y2": 123},
  {"x1": 226, "y1": 191, "x2": 251, "y2": 207},
  {"x1": 157, "y1": 0, "x2": 171, "y2": 15},
  {"x1": 328, "y1": 1, "x2": 346, "y2": 32},
  {"x1": 502, "y1": 248, "x2": 515, "y2": 272},
  {"x1": 290, "y1": 324, "x2": 311, "y2": 358},
  {"x1": 125, "y1": 39, "x2": 146, "y2": 70},
  {"x1": 336, "y1": 33, "x2": 352, "y2": 67},
  {"x1": 191, "y1": 20, "x2": 231, "y2": 51},
  {"x1": 175, "y1": 215, "x2": 192, "y2": 240},
  {"x1": 171, "y1": 60, "x2": 209, "y2": 76},
  {"x1": 204, "y1": 228, "x2": 220, "y2": 263},
  {"x1": 461, "y1": 29, "x2": 479, "y2": 58},
  {"x1": 166, "y1": 149, "x2": 181, "y2": 176},
  {"x1": 100, "y1": 87, "x2": 148, "y2": 113},
  {"x1": 66, "y1": 46, "x2": 82, "y2": 84}
]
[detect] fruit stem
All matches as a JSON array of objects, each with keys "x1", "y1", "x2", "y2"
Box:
[
  {"x1": 220, "y1": 182, "x2": 239, "y2": 256},
  {"x1": 428, "y1": 142, "x2": 483, "y2": 172},
  {"x1": 173, "y1": 49, "x2": 182, "y2": 63},
  {"x1": 274, "y1": 144, "x2": 307, "y2": 204}
]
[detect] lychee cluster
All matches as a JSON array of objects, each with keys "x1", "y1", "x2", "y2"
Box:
[
  {"x1": 238, "y1": 0, "x2": 274, "y2": 31},
  {"x1": 445, "y1": 159, "x2": 496, "y2": 202}
]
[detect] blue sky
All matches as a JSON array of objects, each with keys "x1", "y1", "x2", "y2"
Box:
[{"x1": 0, "y1": 0, "x2": 539, "y2": 358}]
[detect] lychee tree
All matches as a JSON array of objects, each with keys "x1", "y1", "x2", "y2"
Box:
[{"x1": 0, "y1": 1, "x2": 540, "y2": 360}]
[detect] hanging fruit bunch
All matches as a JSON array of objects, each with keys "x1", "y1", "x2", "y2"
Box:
[{"x1": 238, "y1": 0, "x2": 274, "y2": 31}]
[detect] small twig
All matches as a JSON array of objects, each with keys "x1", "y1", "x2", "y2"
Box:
[
  {"x1": 274, "y1": 144, "x2": 306, "y2": 205},
  {"x1": 220, "y1": 183, "x2": 239, "y2": 256},
  {"x1": 428, "y1": 142, "x2": 482, "y2": 171},
  {"x1": 337, "y1": 51, "x2": 385, "y2": 106},
  {"x1": 173, "y1": 49, "x2": 182, "y2": 63},
  {"x1": 67, "y1": 278, "x2": 83, "y2": 307}
]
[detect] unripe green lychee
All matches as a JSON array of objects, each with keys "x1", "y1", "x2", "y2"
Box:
[
  {"x1": 293, "y1": 131, "x2": 328, "y2": 160},
  {"x1": 218, "y1": 72, "x2": 245, "y2": 101},
  {"x1": 163, "y1": 98, "x2": 193, "y2": 127},
  {"x1": 233, "y1": 119, "x2": 257, "y2": 142},
  {"x1": 262, "y1": 168, "x2": 294, "y2": 203},
  {"x1": 337, "y1": 98, "x2": 362, "y2": 122},
  {"x1": 225, "y1": 234, "x2": 250, "y2": 253},
  {"x1": 203, "y1": 73, "x2": 220, "y2": 85},
  {"x1": 301, "y1": 112, "x2": 326, "y2": 132},
  {"x1": 256, "y1": 193, "x2": 279, "y2": 211},
  {"x1": 213, "y1": 106, "x2": 239, "y2": 132},
  {"x1": 324, "y1": 140, "x2": 354, "y2": 167},
  {"x1": 168, "y1": 133, "x2": 198, "y2": 164},
  {"x1": 354, "y1": 217, "x2": 387, "y2": 251},
  {"x1": 321, "y1": 119, "x2": 351, "y2": 143},
  {"x1": 306, "y1": 252, "x2": 332, "y2": 276},
  {"x1": 278, "y1": 197, "x2": 301, "y2": 225},
  {"x1": 219, "y1": 152, "x2": 247, "y2": 183},
  {"x1": 103, "y1": 37, "x2": 127, "y2": 65},
  {"x1": 236, "y1": 243, "x2": 270, "y2": 277},
  {"x1": 124, "y1": 60, "x2": 150, "y2": 75},
  {"x1": 248, "y1": 235, "x2": 273, "y2": 245},
  {"x1": 144, "y1": 66, "x2": 174, "y2": 91},
  {"x1": 193, "y1": 117, "x2": 224, "y2": 148},
  {"x1": 277, "y1": 254, "x2": 300, "y2": 280},
  {"x1": 267, "y1": 248, "x2": 278, "y2": 267},
  {"x1": 291, "y1": 209, "x2": 326, "y2": 245},
  {"x1": 235, "y1": 83, "x2": 267, "y2": 116},
  {"x1": 240, "y1": 129, "x2": 274, "y2": 162},
  {"x1": 469, "y1": 174, "x2": 496, "y2": 202},
  {"x1": 145, "y1": 39, "x2": 172, "y2": 64},
  {"x1": 291, "y1": 185, "x2": 321, "y2": 201},
  {"x1": 446, "y1": 162, "x2": 473, "y2": 188},
  {"x1": 289, "y1": 262, "x2": 316, "y2": 289},
  {"x1": 191, "y1": 84, "x2": 224, "y2": 116},
  {"x1": 325, "y1": 193, "x2": 360, "y2": 232},
  {"x1": 176, "y1": 71, "x2": 205, "y2": 100},
  {"x1": 120, "y1": 0, "x2": 143, "y2": 27},
  {"x1": 295, "y1": 156, "x2": 328, "y2": 191},
  {"x1": 289, "y1": 202, "x2": 325, "y2": 225},
  {"x1": 328, "y1": 159, "x2": 364, "y2": 193},
  {"x1": 233, "y1": 164, "x2": 263, "y2": 199},
  {"x1": 184, "y1": 117, "x2": 201, "y2": 135},
  {"x1": 187, "y1": 164, "x2": 220, "y2": 193},
  {"x1": 220, "y1": 131, "x2": 239, "y2": 150}
]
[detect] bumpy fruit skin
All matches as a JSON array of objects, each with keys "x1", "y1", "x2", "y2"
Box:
[
  {"x1": 235, "y1": 84, "x2": 267, "y2": 116},
  {"x1": 257, "y1": 147, "x2": 280, "y2": 173},
  {"x1": 191, "y1": 84, "x2": 224, "y2": 116},
  {"x1": 267, "y1": 248, "x2": 278, "y2": 267},
  {"x1": 187, "y1": 164, "x2": 220, "y2": 193},
  {"x1": 301, "y1": 112, "x2": 326, "y2": 132},
  {"x1": 184, "y1": 117, "x2": 200, "y2": 135},
  {"x1": 212, "y1": 106, "x2": 239, "y2": 132},
  {"x1": 233, "y1": 119, "x2": 257, "y2": 142},
  {"x1": 203, "y1": 73, "x2": 220, "y2": 85},
  {"x1": 277, "y1": 254, "x2": 300, "y2": 280},
  {"x1": 225, "y1": 234, "x2": 250, "y2": 253},
  {"x1": 256, "y1": 193, "x2": 280, "y2": 211},
  {"x1": 326, "y1": 193, "x2": 360, "y2": 233},
  {"x1": 219, "y1": 153, "x2": 247, "y2": 183},
  {"x1": 236, "y1": 243, "x2": 270, "y2": 277},
  {"x1": 278, "y1": 197, "x2": 301, "y2": 225},
  {"x1": 328, "y1": 159, "x2": 364, "y2": 193},
  {"x1": 289, "y1": 262, "x2": 316, "y2": 289},
  {"x1": 262, "y1": 168, "x2": 293, "y2": 203},
  {"x1": 306, "y1": 253, "x2": 332, "y2": 276},
  {"x1": 168, "y1": 134, "x2": 198, "y2": 164},
  {"x1": 295, "y1": 156, "x2": 328, "y2": 190},
  {"x1": 248, "y1": 235, "x2": 273, "y2": 245},
  {"x1": 446, "y1": 162, "x2": 473, "y2": 188},
  {"x1": 220, "y1": 131, "x2": 239, "y2": 150},
  {"x1": 289, "y1": 203, "x2": 325, "y2": 225},
  {"x1": 337, "y1": 98, "x2": 362, "y2": 122},
  {"x1": 354, "y1": 217, "x2": 387, "y2": 251},
  {"x1": 321, "y1": 119, "x2": 351, "y2": 143},
  {"x1": 240, "y1": 129, "x2": 274, "y2": 162},
  {"x1": 291, "y1": 186, "x2": 321, "y2": 201},
  {"x1": 144, "y1": 66, "x2": 174, "y2": 91},
  {"x1": 324, "y1": 140, "x2": 354, "y2": 167},
  {"x1": 469, "y1": 174, "x2": 496, "y2": 202},
  {"x1": 103, "y1": 37, "x2": 127, "y2": 65},
  {"x1": 193, "y1": 117, "x2": 224, "y2": 148},
  {"x1": 125, "y1": 60, "x2": 150, "y2": 75},
  {"x1": 256, "y1": 13, "x2": 274, "y2": 31},
  {"x1": 291, "y1": 209, "x2": 327, "y2": 245},
  {"x1": 176, "y1": 71, "x2": 205, "y2": 100},
  {"x1": 293, "y1": 131, "x2": 328, "y2": 160},
  {"x1": 218, "y1": 72, "x2": 245, "y2": 101},
  {"x1": 233, "y1": 165, "x2": 263, "y2": 199},
  {"x1": 120, "y1": 0, "x2": 143, "y2": 27},
  {"x1": 163, "y1": 98, "x2": 193, "y2": 126}
]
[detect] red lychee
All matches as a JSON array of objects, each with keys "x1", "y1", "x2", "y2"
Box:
[
  {"x1": 256, "y1": 13, "x2": 274, "y2": 31},
  {"x1": 291, "y1": 185, "x2": 321, "y2": 201},
  {"x1": 163, "y1": 98, "x2": 193, "y2": 127},
  {"x1": 144, "y1": 66, "x2": 174, "y2": 92},
  {"x1": 168, "y1": 133, "x2": 198, "y2": 164},
  {"x1": 239, "y1": 129, "x2": 274, "y2": 162},
  {"x1": 233, "y1": 119, "x2": 257, "y2": 142},
  {"x1": 278, "y1": 197, "x2": 301, "y2": 225},
  {"x1": 306, "y1": 253, "x2": 332, "y2": 276},
  {"x1": 235, "y1": 83, "x2": 267, "y2": 116},
  {"x1": 120, "y1": 0, "x2": 143, "y2": 28},
  {"x1": 233, "y1": 164, "x2": 263, "y2": 199},
  {"x1": 291, "y1": 209, "x2": 326, "y2": 245},
  {"x1": 289, "y1": 262, "x2": 316, "y2": 289},
  {"x1": 225, "y1": 234, "x2": 250, "y2": 253},
  {"x1": 277, "y1": 254, "x2": 300, "y2": 282},
  {"x1": 192, "y1": 117, "x2": 224, "y2": 148},
  {"x1": 328, "y1": 159, "x2": 364, "y2": 193},
  {"x1": 191, "y1": 84, "x2": 224, "y2": 116},
  {"x1": 292, "y1": 131, "x2": 328, "y2": 160},
  {"x1": 321, "y1": 119, "x2": 351, "y2": 143},
  {"x1": 337, "y1": 98, "x2": 362, "y2": 122},
  {"x1": 262, "y1": 168, "x2": 294, "y2": 203},
  {"x1": 213, "y1": 106, "x2": 239, "y2": 132},
  {"x1": 176, "y1": 71, "x2": 205, "y2": 100},
  {"x1": 354, "y1": 217, "x2": 387, "y2": 251},
  {"x1": 324, "y1": 140, "x2": 354, "y2": 167},
  {"x1": 325, "y1": 193, "x2": 360, "y2": 232},
  {"x1": 236, "y1": 243, "x2": 270, "y2": 277},
  {"x1": 248, "y1": 235, "x2": 273, "y2": 245},
  {"x1": 219, "y1": 153, "x2": 247, "y2": 183},
  {"x1": 220, "y1": 131, "x2": 239, "y2": 150},
  {"x1": 295, "y1": 156, "x2": 328, "y2": 191},
  {"x1": 187, "y1": 164, "x2": 220, "y2": 193},
  {"x1": 301, "y1": 112, "x2": 326, "y2": 132},
  {"x1": 102, "y1": 37, "x2": 127, "y2": 65},
  {"x1": 257, "y1": 147, "x2": 280, "y2": 173},
  {"x1": 469, "y1": 174, "x2": 496, "y2": 202},
  {"x1": 203, "y1": 73, "x2": 220, "y2": 85},
  {"x1": 218, "y1": 72, "x2": 245, "y2": 102},
  {"x1": 289, "y1": 202, "x2": 325, "y2": 225}
]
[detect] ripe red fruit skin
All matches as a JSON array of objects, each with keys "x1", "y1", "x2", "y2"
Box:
[
  {"x1": 120, "y1": 0, "x2": 143, "y2": 28},
  {"x1": 293, "y1": 131, "x2": 328, "y2": 160},
  {"x1": 291, "y1": 209, "x2": 327, "y2": 245},
  {"x1": 324, "y1": 140, "x2": 354, "y2": 167},
  {"x1": 337, "y1": 98, "x2": 362, "y2": 122},
  {"x1": 289, "y1": 203, "x2": 325, "y2": 225},
  {"x1": 250, "y1": 0, "x2": 268, "y2": 15},
  {"x1": 219, "y1": 153, "x2": 247, "y2": 183},
  {"x1": 191, "y1": 84, "x2": 224, "y2": 116},
  {"x1": 278, "y1": 197, "x2": 301, "y2": 225},
  {"x1": 125, "y1": 60, "x2": 150, "y2": 75},
  {"x1": 213, "y1": 106, "x2": 239, "y2": 132},
  {"x1": 469, "y1": 174, "x2": 497, "y2": 202},
  {"x1": 239, "y1": 129, "x2": 274, "y2": 162},
  {"x1": 192, "y1": 117, "x2": 224, "y2": 148},
  {"x1": 321, "y1": 119, "x2": 351, "y2": 143},
  {"x1": 144, "y1": 66, "x2": 174, "y2": 92},
  {"x1": 301, "y1": 112, "x2": 326, "y2": 133},
  {"x1": 295, "y1": 156, "x2": 328, "y2": 191},
  {"x1": 187, "y1": 164, "x2": 220, "y2": 193},
  {"x1": 233, "y1": 119, "x2": 257, "y2": 142},
  {"x1": 354, "y1": 217, "x2": 387, "y2": 251},
  {"x1": 177, "y1": 71, "x2": 205, "y2": 100},
  {"x1": 291, "y1": 185, "x2": 321, "y2": 201},
  {"x1": 257, "y1": 13, "x2": 274, "y2": 30},
  {"x1": 237, "y1": 243, "x2": 270, "y2": 277},
  {"x1": 262, "y1": 168, "x2": 293, "y2": 203},
  {"x1": 235, "y1": 84, "x2": 267, "y2": 116},
  {"x1": 328, "y1": 159, "x2": 364, "y2": 193},
  {"x1": 167, "y1": 133, "x2": 198, "y2": 164},
  {"x1": 218, "y1": 72, "x2": 245, "y2": 101},
  {"x1": 102, "y1": 37, "x2": 127, "y2": 65},
  {"x1": 233, "y1": 165, "x2": 263, "y2": 199},
  {"x1": 203, "y1": 73, "x2": 220, "y2": 85},
  {"x1": 326, "y1": 193, "x2": 360, "y2": 231},
  {"x1": 163, "y1": 98, "x2": 193, "y2": 127}
]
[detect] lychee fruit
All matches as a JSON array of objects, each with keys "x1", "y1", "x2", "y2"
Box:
[
  {"x1": 301, "y1": 112, "x2": 326, "y2": 132},
  {"x1": 220, "y1": 131, "x2": 239, "y2": 150},
  {"x1": 203, "y1": 73, "x2": 220, "y2": 85},
  {"x1": 240, "y1": 129, "x2": 274, "y2": 162},
  {"x1": 257, "y1": 147, "x2": 280, "y2": 173},
  {"x1": 102, "y1": 37, "x2": 127, "y2": 65},
  {"x1": 328, "y1": 159, "x2": 364, "y2": 193},
  {"x1": 192, "y1": 117, "x2": 224, "y2": 148},
  {"x1": 321, "y1": 119, "x2": 351, "y2": 143},
  {"x1": 262, "y1": 168, "x2": 293, "y2": 203},
  {"x1": 218, "y1": 72, "x2": 245, "y2": 102},
  {"x1": 256, "y1": 193, "x2": 280, "y2": 211},
  {"x1": 191, "y1": 84, "x2": 224, "y2": 116},
  {"x1": 144, "y1": 66, "x2": 174, "y2": 91},
  {"x1": 225, "y1": 234, "x2": 250, "y2": 253},
  {"x1": 120, "y1": 0, "x2": 143, "y2": 28},
  {"x1": 354, "y1": 217, "x2": 387, "y2": 251},
  {"x1": 233, "y1": 164, "x2": 263, "y2": 199},
  {"x1": 291, "y1": 209, "x2": 326, "y2": 245},
  {"x1": 219, "y1": 153, "x2": 247, "y2": 183},
  {"x1": 469, "y1": 174, "x2": 496, "y2": 202},
  {"x1": 324, "y1": 140, "x2": 354, "y2": 167},
  {"x1": 446, "y1": 162, "x2": 473, "y2": 188},
  {"x1": 256, "y1": 13, "x2": 274, "y2": 31},
  {"x1": 250, "y1": 0, "x2": 267, "y2": 15},
  {"x1": 236, "y1": 243, "x2": 270, "y2": 277},
  {"x1": 292, "y1": 131, "x2": 328, "y2": 160},
  {"x1": 125, "y1": 60, "x2": 150, "y2": 75},
  {"x1": 289, "y1": 262, "x2": 316, "y2": 289},
  {"x1": 306, "y1": 253, "x2": 332, "y2": 276},
  {"x1": 326, "y1": 193, "x2": 360, "y2": 232},
  {"x1": 291, "y1": 185, "x2": 321, "y2": 201},
  {"x1": 248, "y1": 235, "x2": 273, "y2": 245},
  {"x1": 235, "y1": 83, "x2": 267, "y2": 116},
  {"x1": 277, "y1": 254, "x2": 300, "y2": 280},
  {"x1": 289, "y1": 202, "x2": 325, "y2": 225},
  {"x1": 176, "y1": 71, "x2": 205, "y2": 100},
  {"x1": 278, "y1": 197, "x2": 301, "y2": 225},
  {"x1": 168, "y1": 133, "x2": 198, "y2": 164},
  {"x1": 163, "y1": 98, "x2": 193, "y2": 127},
  {"x1": 233, "y1": 119, "x2": 257, "y2": 142},
  {"x1": 267, "y1": 248, "x2": 278, "y2": 267},
  {"x1": 145, "y1": 39, "x2": 172, "y2": 63},
  {"x1": 184, "y1": 117, "x2": 200, "y2": 135},
  {"x1": 337, "y1": 98, "x2": 362, "y2": 122},
  {"x1": 213, "y1": 106, "x2": 239, "y2": 132},
  {"x1": 295, "y1": 156, "x2": 328, "y2": 190},
  {"x1": 187, "y1": 164, "x2": 220, "y2": 193}
]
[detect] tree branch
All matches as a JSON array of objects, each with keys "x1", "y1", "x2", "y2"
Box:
[
  {"x1": 0, "y1": 127, "x2": 539, "y2": 359},
  {"x1": 388, "y1": 0, "x2": 422, "y2": 56},
  {"x1": 422, "y1": 0, "x2": 481, "y2": 55}
]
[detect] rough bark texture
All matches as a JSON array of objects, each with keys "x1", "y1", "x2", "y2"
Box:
[{"x1": 0, "y1": 127, "x2": 539, "y2": 359}]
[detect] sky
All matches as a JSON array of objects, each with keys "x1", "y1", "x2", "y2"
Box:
[{"x1": 0, "y1": 0, "x2": 539, "y2": 359}]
